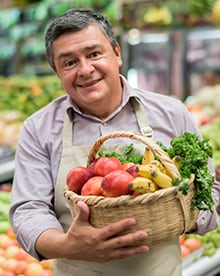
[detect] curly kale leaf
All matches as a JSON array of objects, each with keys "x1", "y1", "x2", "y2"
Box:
[
  {"x1": 157, "y1": 132, "x2": 214, "y2": 211},
  {"x1": 170, "y1": 132, "x2": 213, "y2": 159},
  {"x1": 192, "y1": 168, "x2": 214, "y2": 211}
]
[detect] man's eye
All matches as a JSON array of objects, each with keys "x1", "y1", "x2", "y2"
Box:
[
  {"x1": 90, "y1": 51, "x2": 101, "y2": 58},
  {"x1": 65, "y1": 60, "x2": 76, "y2": 67}
]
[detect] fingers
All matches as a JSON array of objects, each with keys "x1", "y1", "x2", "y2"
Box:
[
  {"x1": 107, "y1": 244, "x2": 149, "y2": 261},
  {"x1": 75, "y1": 205, "x2": 149, "y2": 249},
  {"x1": 75, "y1": 201, "x2": 90, "y2": 224},
  {"x1": 75, "y1": 201, "x2": 141, "y2": 243},
  {"x1": 68, "y1": 201, "x2": 149, "y2": 262},
  {"x1": 103, "y1": 229, "x2": 148, "y2": 250},
  {"x1": 99, "y1": 217, "x2": 139, "y2": 241},
  {"x1": 112, "y1": 231, "x2": 148, "y2": 248},
  {"x1": 98, "y1": 230, "x2": 149, "y2": 262}
]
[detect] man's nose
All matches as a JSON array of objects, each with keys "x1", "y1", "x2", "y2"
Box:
[{"x1": 77, "y1": 59, "x2": 94, "y2": 76}]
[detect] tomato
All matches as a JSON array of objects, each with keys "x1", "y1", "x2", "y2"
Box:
[
  {"x1": 101, "y1": 170, "x2": 134, "y2": 197},
  {"x1": 81, "y1": 176, "x2": 104, "y2": 196},
  {"x1": 180, "y1": 244, "x2": 190, "y2": 258},
  {"x1": 184, "y1": 237, "x2": 202, "y2": 252},
  {"x1": 93, "y1": 156, "x2": 123, "y2": 176},
  {"x1": 66, "y1": 166, "x2": 93, "y2": 194},
  {"x1": 179, "y1": 235, "x2": 185, "y2": 245}
]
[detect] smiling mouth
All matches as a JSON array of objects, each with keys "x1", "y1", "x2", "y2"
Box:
[{"x1": 78, "y1": 79, "x2": 100, "y2": 88}]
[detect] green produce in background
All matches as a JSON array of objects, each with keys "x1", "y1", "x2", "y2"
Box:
[
  {"x1": 186, "y1": 0, "x2": 215, "y2": 16},
  {"x1": 0, "y1": 75, "x2": 65, "y2": 121},
  {"x1": 201, "y1": 119, "x2": 220, "y2": 168},
  {"x1": 0, "y1": 191, "x2": 11, "y2": 233}
]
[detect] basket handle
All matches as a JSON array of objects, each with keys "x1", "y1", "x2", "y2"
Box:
[{"x1": 87, "y1": 131, "x2": 180, "y2": 179}]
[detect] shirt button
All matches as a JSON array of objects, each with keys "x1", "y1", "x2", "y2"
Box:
[{"x1": 102, "y1": 121, "x2": 107, "y2": 126}]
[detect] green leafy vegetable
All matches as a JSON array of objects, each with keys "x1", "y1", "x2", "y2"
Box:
[
  {"x1": 158, "y1": 132, "x2": 214, "y2": 211},
  {"x1": 98, "y1": 143, "x2": 143, "y2": 164}
]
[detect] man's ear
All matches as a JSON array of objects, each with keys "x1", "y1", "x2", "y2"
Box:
[{"x1": 115, "y1": 42, "x2": 123, "y2": 67}]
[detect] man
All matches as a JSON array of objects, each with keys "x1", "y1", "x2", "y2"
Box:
[{"x1": 10, "y1": 8, "x2": 219, "y2": 275}]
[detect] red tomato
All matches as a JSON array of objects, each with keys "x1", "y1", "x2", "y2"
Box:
[
  {"x1": 66, "y1": 166, "x2": 93, "y2": 194},
  {"x1": 184, "y1": 237, "x2": 202, "y2": 252},
  {"x1": 101, "y1": 170, "x2": 134, "y2": 197},
  {"x1": 180, "y1": 244, "x2": 191, "y2": 258},
  {"x1": 179, "y1": 235, "x2": 185, "y2": 245},
  {"x1": 93, "y1": 156, "x2": 123, "y2": 176},
  {"x1": 81, "y1": 176, "x2": 104, "y2": 196}
]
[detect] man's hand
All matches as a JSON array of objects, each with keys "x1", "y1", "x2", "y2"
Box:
[
  {"x1": 63, "y1": 201, "x2": 149, "y2": 262},
  {"x1": 36, "y1": 201, "x2": 149, "y2": 262}
]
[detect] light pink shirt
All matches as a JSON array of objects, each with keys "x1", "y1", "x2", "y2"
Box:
[{"x1": 10, "y1": 76, "x2": 220, "y2": 259}]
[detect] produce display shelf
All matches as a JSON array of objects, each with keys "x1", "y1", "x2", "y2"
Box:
[
  {"x1": 182, "y1": 248, "x2": 220, "y2": 276},
  {"x1": 0, "y1": 159, "x2": 15, "y2": 183}
]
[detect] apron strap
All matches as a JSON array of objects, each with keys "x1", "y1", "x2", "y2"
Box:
[
  {"x1": 131, "y1": 97, "x2": 153, "y2": 138},
  {"x1": 62, "y1": 113, "x2": 73, "y2": 148}
]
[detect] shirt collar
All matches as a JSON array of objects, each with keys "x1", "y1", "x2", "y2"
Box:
[{"x1": 66, "y1": 96, "x2": 77, "y2": 122}]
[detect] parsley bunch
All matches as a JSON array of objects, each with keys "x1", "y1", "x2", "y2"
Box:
[{"x1": 158, "y1": 132, "x2": 214, "y2": 211}]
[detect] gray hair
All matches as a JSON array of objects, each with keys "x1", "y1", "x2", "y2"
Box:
[{"x1": 45, "y1": 8, "x2": 117, "y2": 70}]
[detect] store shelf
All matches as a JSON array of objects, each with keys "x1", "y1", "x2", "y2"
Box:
[
  {"x1": 183, "y1": 249, "x2": 220, "y2": 276},
  {"x1": 189, "y1": 65, "x2": 220, "y2": 73},
  {"x1": 0, "y1": 159, "x2": 15, "y2": 183}
]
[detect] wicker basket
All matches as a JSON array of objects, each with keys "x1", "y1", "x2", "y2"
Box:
[{"x1": 64, "y1": 131, "x2": 199, "y2": 247}]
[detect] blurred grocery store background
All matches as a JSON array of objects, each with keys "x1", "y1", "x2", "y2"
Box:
[{"x1": 1, "y1": 1, "x2": 220, "y2": 275}]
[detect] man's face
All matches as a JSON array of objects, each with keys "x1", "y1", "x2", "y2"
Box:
[{"x1": 53, "y1": 24, "x2": 123, "y2": 118}]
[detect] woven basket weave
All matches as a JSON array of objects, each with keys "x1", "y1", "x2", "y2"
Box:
[{"x1": 64, "y1": 131, "x2": 199, "y2": 247}]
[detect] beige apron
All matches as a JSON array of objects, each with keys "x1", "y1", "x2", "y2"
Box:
[{"x1": 54, "y1": 98, "x2": 182, "y2": 276}]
